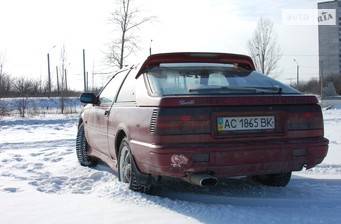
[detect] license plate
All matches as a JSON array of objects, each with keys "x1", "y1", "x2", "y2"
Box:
[{"x1": 217, "y1": 116, "x2": 275, "y2": 131}]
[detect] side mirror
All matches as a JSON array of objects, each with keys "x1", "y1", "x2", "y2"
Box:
[{"x1": 80, "y1": 93, "x2": 97, "y2": 104}]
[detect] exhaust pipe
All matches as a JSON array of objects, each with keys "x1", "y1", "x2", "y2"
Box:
[{"x1": 184, "y1": 174, "x2": 218, "y2": 187}]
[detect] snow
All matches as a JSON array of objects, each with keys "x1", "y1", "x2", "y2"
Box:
[{"x1": 1, "y1": 103, "x2": 341, "y2": 224}]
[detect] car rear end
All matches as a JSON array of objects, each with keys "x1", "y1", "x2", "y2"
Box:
[
  {"x1": 133, "y1": 53, "x2": 329, "y2": 186},
  {"x1": 148, "y1": 96, "x2": 328, "y2": 177}
]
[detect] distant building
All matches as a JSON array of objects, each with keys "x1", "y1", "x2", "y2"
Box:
[{"x1": 318, "y1": 0, "x2": 341, "y2": 78}]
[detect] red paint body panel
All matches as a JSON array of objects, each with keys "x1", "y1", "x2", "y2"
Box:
[
  {"x1": 136, "y1": 52, "x2": 256, "y2": 78},
  {"x1": 158, "y1": 95, "x2": 319, "y2": 107},
  {"x1": 131, "y1": 137, "x2": 328, "y2": 177}
]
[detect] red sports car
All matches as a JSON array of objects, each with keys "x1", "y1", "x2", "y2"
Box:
[{"x1": 76, "y1": 52, "x2": 329, "y2": 192}]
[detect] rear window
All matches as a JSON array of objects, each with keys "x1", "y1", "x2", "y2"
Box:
[{"x1": 146, "y1": 63, "x2": 300, "y2": 96}]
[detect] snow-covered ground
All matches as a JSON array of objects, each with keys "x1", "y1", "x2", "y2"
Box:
[{"x1": 0, "y1": 107, "x2": 341, "y2": 224}]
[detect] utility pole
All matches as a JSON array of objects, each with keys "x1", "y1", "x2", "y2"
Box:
[
  {"x1": 293, "y1": 59, "x2": 300, "y2": 90},
  {"x1": 86, "y1": 72, "x2": 89, "y2": 92},
  {"x1": 47, "y1": 45, "x2": 56, "y2": 98},
  {"x1": 47, "y1": 54, "x2": 51, "y2": 97},
  {"x1": 320, "y1": 60, "x2": 324, "y2": 98},
  {"x1": 64, "y1": 69, "x2": 68, "y2": 92},
  {"x1": 56, "y1": 66, "x2": 59, "y2": 94},
  {"x1": 149, "y1": 39, "x2": 153, "y2": 55},
  {"x1": 83, "y1": 49, "x2": 87, "y2": 92}
]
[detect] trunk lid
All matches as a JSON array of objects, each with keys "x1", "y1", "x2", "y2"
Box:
[{"x1": 151, "y1": 95, "x2": 324, "y2": 140}]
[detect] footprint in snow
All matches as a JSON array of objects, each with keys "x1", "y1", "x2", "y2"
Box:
[{"x1": 3, "y1": 187, "x2": 21, "y2": 193}]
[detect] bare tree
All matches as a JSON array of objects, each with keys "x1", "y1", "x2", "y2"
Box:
[
  {"x1": 108, "y1": 0, "x2": 155, "y2": 69},
  {"x1": 0, "y1": 52, "x2": 16, "y2": 98},
  {"x1": 59, "y1": 44, "x2": 68, "y2": 91},
  {"x1": 324, "y1": 74, "x2": 341, "y2": 95},
  {"x1": 297, "y1": 79, "x2": 320, "y2": 95},
  {"x1": 0, "y1": 51, "x2": 7, "y2": 97},
  {"x1": 0, "y1": 51, "x2": 5, "y2": 77},
  {"x1": 14, "y1": 77, "x2": 33, "y2": 117},
  {"x1": 247, "y1": 18, "x2": 281, "y2": 76},
  {"x1": 0, "y1": 74, "x2": 13, "y2": 97},
  {"x1": 0, "y1": 51, "x2": 6, "y2": 115},
  {"x1": 58, "y1": 44, "x2": 68, "y2": 114}
]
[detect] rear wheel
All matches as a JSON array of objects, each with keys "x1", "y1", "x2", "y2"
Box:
[
  {"x1": 76, "y1": 123, "x2": 98, "y2": 167},
  {"x1": 252, "y1": 172, "x2": 292, "y2": 187},
  {"x1": 118, "y1": 138, "x2": 151, "y2": 193}
]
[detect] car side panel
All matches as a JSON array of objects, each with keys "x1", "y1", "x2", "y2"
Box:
[
  {"x1": 107, "y1": 104, "x2": 155, "y2": 163},
  {"x1": 83, "y1": 104, "x2": 111, "y2": 157}
]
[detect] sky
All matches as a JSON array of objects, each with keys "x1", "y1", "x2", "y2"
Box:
[{"x1": 0, "y1": 0, "x2": 324, "y2": 91}]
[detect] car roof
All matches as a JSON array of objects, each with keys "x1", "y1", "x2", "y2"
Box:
[{"x1": 135, "y1": 52, "x2": 255, "y2": 78}]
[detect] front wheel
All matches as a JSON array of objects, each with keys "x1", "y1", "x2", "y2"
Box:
[
  {"x1": 252, "y1": 172, "x2": 292, "y2": 187},
  {"x1": 76, "y1": 123, "x2": 98, "y2": 167},
  {"x1": 118, "y1": 138, "x2": 151, "y2": 193}
]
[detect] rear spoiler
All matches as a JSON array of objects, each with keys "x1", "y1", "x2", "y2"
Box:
[{"x1": 135, "y1": 52, "x2": 255, "y2": 78}]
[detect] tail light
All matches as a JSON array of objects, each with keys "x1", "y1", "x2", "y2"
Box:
[
  {"x1": 150, "y1": 108, "x2": 210, "y2": 135},
  {"x1": 287, "y1": 111, "x2": 324, "y2": 131}
]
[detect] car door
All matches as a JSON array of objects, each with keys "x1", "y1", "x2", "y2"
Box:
[
  {"x1": 107, "y1": 69, "x2": 137, "y2": 160},
  {"x1": 86, "y1": 70, "x2": 129, "y2": 157}
]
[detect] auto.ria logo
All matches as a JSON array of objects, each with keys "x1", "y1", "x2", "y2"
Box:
[
  {"x1": 282, "y1": 9, "x2": 336, "y2": 26},
  {"x1": 318, "y1": 10, "x2": 335, "y2": 24}
]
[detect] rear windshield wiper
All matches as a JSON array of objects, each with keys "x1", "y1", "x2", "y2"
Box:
[
  {"x1": 245, "y1": 86, "x2": 283, "y2": 94},
  {"x1": 188, "y1": 86, "x2": 283, "y2": 94}
]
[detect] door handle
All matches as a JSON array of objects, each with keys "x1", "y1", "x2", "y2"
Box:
[{"x1": 104, "y1": 110, "x2": 110, "y2": 117}]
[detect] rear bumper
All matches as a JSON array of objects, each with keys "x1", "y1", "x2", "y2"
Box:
[{"x1": 131, "y1": 137, "x2": 329, "y2": 178}]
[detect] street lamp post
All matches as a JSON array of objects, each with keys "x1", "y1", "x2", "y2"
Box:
[
  {"x1": 293, "y1": 59, "x2": 300, "y2": 90},
  {"x1": 47, "y1": 45, "x2": 56, "y2": 98}
]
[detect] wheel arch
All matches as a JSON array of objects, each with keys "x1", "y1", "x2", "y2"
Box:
[
  {"x1": 115, "y1": 130, "x2": 127, "y2": 158},
  {"x1": 116, "y1": 132, "x2": 156, "y2": 192},
  {"x1": 77, "y1": 118, "x2": 83, "y2": 128}
]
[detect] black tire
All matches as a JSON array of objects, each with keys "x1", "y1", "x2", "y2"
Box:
[
  {"x1": 118, "y1": 138, "x2": 151, "y2": 193},
  {"x1": 76, "y1": 123, "x2": 98, "y2": 167},
  {"x1": 252, "y1": 172, "x2": 292, "y2": 187}
]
